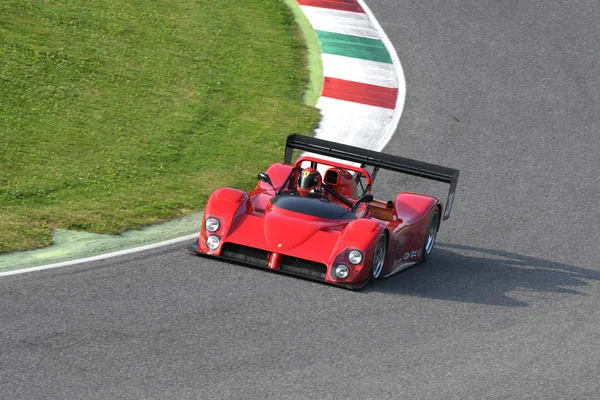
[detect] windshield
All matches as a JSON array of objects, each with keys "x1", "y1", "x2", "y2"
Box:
[{"x1": 270, "y1": 195, "x2": 356, "y2": 220}]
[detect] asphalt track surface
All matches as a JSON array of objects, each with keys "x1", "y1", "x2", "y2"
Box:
[{"x1": 2, "y1": 2, "x2": 600, "y2": 399}]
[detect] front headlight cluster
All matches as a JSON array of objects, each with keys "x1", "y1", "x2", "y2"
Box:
[
  {"x1": 334, "y1": 249, "x2": 363, "y2": 280},
  {"x1": 205, "y1": 217, "x2": 221, "y2": 250}
]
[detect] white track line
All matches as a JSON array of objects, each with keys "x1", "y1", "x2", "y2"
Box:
[{"x1": 0, "y1": 234, "x2": 198, "y2": 277}]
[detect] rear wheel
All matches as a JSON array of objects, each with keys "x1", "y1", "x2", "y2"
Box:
[
  {"x1": 371, "y1": 233, "x2": 387, "y2": 279},
  {"x1": 422, "y1": 208, "x2": 440, "y2": 261}
]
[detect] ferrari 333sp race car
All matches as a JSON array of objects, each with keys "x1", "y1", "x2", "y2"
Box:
[{"x1": 190, "y1": 134, "x2": 459, "y2": 289}]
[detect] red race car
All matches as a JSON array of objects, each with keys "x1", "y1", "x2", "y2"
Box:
[{"x1": 190, "y1": 134, "x2": 459, "y2": 289}]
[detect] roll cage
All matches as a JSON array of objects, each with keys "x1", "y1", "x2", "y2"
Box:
[
  {"x1": 275, "y1": 155, "x2": 373, "y2": 211},
  {"x1": 284, "y1": 134, "x2": 460, "y2": 220}
]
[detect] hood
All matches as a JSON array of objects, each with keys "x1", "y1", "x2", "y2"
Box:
[{"x1": 264, "y1": 195, "x2": 354, "y2": 249}]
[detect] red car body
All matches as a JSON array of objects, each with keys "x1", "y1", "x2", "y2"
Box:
[{"x1": 190, "y1": 134, "x2": 459, "y2": 289}]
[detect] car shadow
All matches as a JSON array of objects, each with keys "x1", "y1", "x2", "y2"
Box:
[{"x1": 362, "y1": 243, "x2": 600, "y2": 306}]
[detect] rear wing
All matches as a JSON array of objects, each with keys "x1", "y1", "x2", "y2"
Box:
[{"x1": 284, "y1": 134, "x2": 459, "y2": 220}]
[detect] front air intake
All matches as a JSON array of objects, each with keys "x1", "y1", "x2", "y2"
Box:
[{"x1": 220, "y1": 243, "x2": 327, "y2": 281}]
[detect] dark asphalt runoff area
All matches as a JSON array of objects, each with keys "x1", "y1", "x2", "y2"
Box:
[{"x1": 2, "y1": 1, "x2": 600, "y2": 399}]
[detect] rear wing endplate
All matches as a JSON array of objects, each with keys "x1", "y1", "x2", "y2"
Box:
[{"x1": 284, "y1": 134, "x2": 459, "y2": 220}]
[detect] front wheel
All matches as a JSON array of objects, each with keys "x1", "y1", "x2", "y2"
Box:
[
  {"x1": 371, "y1": 233, "x2": 387, "y2": 279},
  {"x1": 422, "y1": 208, "x2": 440, "y2": 261}
]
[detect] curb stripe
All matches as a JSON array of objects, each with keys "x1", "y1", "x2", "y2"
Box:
[
  {"x1": 322, "y1": 54, "x2": 397, "y2": 88},
  {"x1": 322, "y1": 77, "x2": 398, "y2": 109},
  {"x1": 300, "y1": 7, "x2": 378, "y2": 39},
  {"x1": 316, "y1": 30, "x2": 392, "y2": 63},
  {"x1": 297, "y1": 0, "x2": 364, "y2": 13},
  {"x1": 314, "y1": 97, "x2": 395, "y2": 150}
]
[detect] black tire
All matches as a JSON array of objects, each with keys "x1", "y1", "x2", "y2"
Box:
[
  {"x1": 371, "y1": 233, "x2": 387, "y2": 279},
  {"x1": 422, "y1": 208, "x2": 440, "y2": 261}
]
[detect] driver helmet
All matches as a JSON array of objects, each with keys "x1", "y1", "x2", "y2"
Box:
[{"x1": 297, "y1": 167, "x2": 322, "y2": 196}]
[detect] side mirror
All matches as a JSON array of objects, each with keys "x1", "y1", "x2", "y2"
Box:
[
  {"x1": 258, "y1": 172, "x2": 271, "y2": 184},
  {"x1": 258, "y1": 172, "x2": 276, "y2": 193}
]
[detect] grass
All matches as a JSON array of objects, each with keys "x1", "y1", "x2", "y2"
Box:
[{"x1": 0, "y1": 0, "x2": 320, "y2": 254}]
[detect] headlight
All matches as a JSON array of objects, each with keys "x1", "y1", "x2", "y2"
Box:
[
  {"x1": 205, "y1": 217, "x2": 220, "y2": 232},
  {"x1": 206, "y1": 235, "x2": 220, "y2": 250},
  {"x1": 348, "y1": 250, "x2": 363, "y2": 265},
  {"x1": 335, "y1": 264, "x2": 350, "y2": 279}
]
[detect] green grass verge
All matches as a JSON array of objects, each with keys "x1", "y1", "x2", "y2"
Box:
[
  {"x1": 0, "y1": 0, "x2": 321, "y2": 254},
  {"x1": 282, "y1": 0, "x2": 323, "y2": 106}
]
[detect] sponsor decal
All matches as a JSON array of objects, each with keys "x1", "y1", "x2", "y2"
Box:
[
  {"x1": 278, "y1": 244, "x2": 282, "y2": 248},
  {"x1": 403, "y1": 252, "x2": 410, "y2": 260},
  {"x1": 417, "y1": 249, "x2": 423, "y2": 257},
  {"x1": 303, "y1": 170, "x2": 310, "y2": 178},
  {"x1": 411, "y1": 250, "x2": 417, "y2": 258}
]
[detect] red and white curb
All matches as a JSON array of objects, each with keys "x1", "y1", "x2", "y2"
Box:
[{"x1": 297, "y1": 0, "x2": 405, "y2": 151}]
